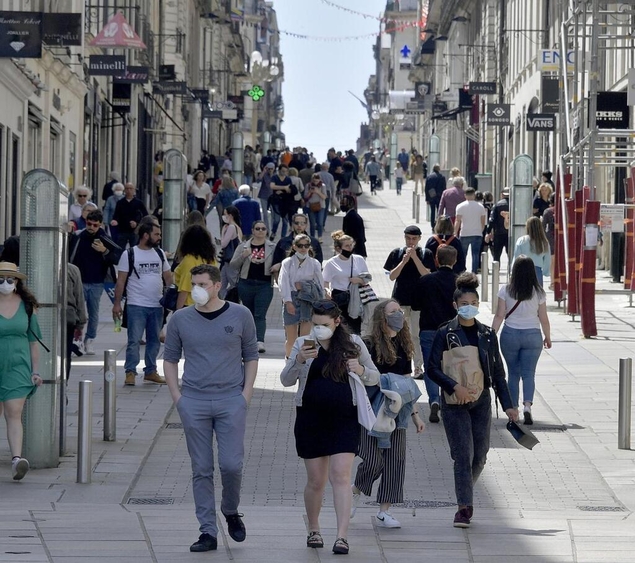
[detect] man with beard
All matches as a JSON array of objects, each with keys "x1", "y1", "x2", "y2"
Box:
[
  {"x1": 113, "y1": 221, "x2": 172, "y2": 386},
  {"x1": 270, "y1": 213, "x2": 323, "y2": 280}
]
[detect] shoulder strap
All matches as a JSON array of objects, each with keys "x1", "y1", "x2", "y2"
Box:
[
  {"x1": 432, "y1": 234, "x2": 443, "y2": 245},
  {"x1": 128, "y1": 247, "x2": 140, "y2": 279},
  {"x1": 25, "y1": 303, "x2": 50, "y2": 353},
  {"x1": 505, "y1": 300, "x2": 521, "y2": 319},
  {"x1": 69, "y1": 235, "x2": 80, "y2": 264},
  {"x1": 445, "y1": 235, "x2": 455, "y2": 245}
]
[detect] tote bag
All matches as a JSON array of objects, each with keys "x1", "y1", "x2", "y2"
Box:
[{"x1": 441, "y1": 332, "x2": 484, "y2": 405}]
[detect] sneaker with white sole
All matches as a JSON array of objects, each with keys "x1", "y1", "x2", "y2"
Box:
[
  {"x1": 257, "y1": 341, "x2": 266, "y2": 353},
  {"x1": 12, "y1": 457, "x2": 29, "y2": 481},
  {"x1": 350, "y1": 487, "x2": 362, "y2": 519},
  {"x1": 84, "y1": 339, "x2": 95, "y2": 355},
  {"x1": 375, "y1": 511, "x2": 401, "y2": 528}
]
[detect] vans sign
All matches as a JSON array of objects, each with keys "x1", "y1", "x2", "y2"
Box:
[{"x1": 526, "y1": 113, "x2": 555, "y2": 131}]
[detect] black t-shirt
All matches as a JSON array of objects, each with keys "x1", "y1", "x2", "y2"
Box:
[
  {"x1": 247, "y1": 244, "x2": 271, "y2": 282},
  {"x1": 461, "y1": 323, "x2": 480, "y2": 347},
  {"x1": 195, "y1": 302, "x2": 230, "y2": 320},
  {"x1": 383, "y1": 247, "x2": 435, "y2": 306},
  {"x1": 365, "y1": 337, "x2": 412, "y2": 375}
]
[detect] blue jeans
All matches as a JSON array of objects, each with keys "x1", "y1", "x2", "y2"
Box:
[
  {"x1": 270, "y1": 207, "x2": 288, "y2": 238},
  {"x1": 124, "y1": 305, "x2": 163, "y2": 374},
  {"x1": 396, "y1": 177, "x2": 403, "y2": 193},
  {"x1": 308, "y1": 207, "x2": 325, "y2": 238},
  {"x1": 499, "y1": 326, "x2": 543, "y2": 407},
  {"x1": 419, "y1": 330, "x2": 440, "y2": 404},
  {"x1": 461, "y1": 235, "x2": 482, "y2": 273},
  {"x1": 83, "y1": 283, "x2": 104, "y2": 340},
  {"x1": 441, "y1": 389, "x2": 492, "y2": 506},
  {"x1": 237, "y1": 279, "x2": 274, "y2": 342},
  {"x1": 323, "y1": 197, "x2": 330, "y2": 227},
  {"x1": 535, "y1": 266, "x2": 543, "y2": 287}
]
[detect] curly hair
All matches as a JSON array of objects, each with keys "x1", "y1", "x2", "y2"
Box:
[
  {"x1": 176, "y1": 225, "x2": 216, "y2": 263},
  {"x1": 367, "y1": 299, "x2": 413, "y2": 366}
]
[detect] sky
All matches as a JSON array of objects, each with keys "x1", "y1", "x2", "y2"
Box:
[{"x1": 273, "y1": 0, "x2": 388, "y2": 159}]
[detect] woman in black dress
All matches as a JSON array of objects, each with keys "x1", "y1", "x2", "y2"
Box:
[{"x1": 281, "y1": 299, "x2": 379, "y2": 555}]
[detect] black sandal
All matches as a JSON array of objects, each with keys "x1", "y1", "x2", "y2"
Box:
[
  {"x1": 306, "y1": 531, "x2": 324, "y2": 548},
  {"x1": 332, "y1": 537, "x2": 349, "y2": 555}
]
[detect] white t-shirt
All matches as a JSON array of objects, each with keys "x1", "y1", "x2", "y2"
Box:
[
  {"x1": 456, "y1": 200, "x2": 487, "y2": 237},
  {"x1": 118, "y1": 247, "x2": 170, "y2": 307},
  {"x1": 498, "y1": 284, "x2": 545, "y2": 330},
  {"x1": 191, "y1": 182, "x2": 211, "y2": 200},
  {"x1": 323, "y1": 254, "x2": 368, "y2": 291}
]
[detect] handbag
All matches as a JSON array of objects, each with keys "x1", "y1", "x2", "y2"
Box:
[
  {"x1": 359, "y1": 283, "x2": 379, "y2": 305},
  {"x1": 441, "y1": 332, "x2": 484, "y2": 404},
  {"x1": 507, "y1": 420, "x2": 540, "y2": 450},
  {"x1": 350, "y1": 177, "x2": 363, "y2": 196},
  {"x1": 331, "y1": 258, "x2": 354, "y2": 309},
  {"x1": 159, "y1": 284, "x2": 179, "y2": 311},
  {"x1": 309, "y1": 200, "x2": 322, "y2": 213}
]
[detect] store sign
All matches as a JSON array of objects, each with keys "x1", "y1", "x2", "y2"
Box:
[
  {"x1": 596, "y1": 91, "x2": 629, "y2": 129},
  {"x1": 526, "y1": 113, "x2": 556, "y2": 131},
  {"x1": 415, "y1": 82, "x2": 431, "y2": 99},
  {"x1": 0, "y1": 11, "x2": 42, "y2": 58},
  {"x1": 153, "y1": 81, "x2": 187, "y2": 95},
  {"x1": 541, "y1": 76, "x2": 560, "y2": 113},
  {"x1": 600, "y1": 204, "x2": 625, "y2": 233},
  {"x1": 159, "y1": 64, "x2": 176, "y2": 81},
  {"x1": 487, "y1": 103, "x2": 511, "y2": 126},
  {"x1": 202, "y1": 106, "x2": 221, "y2": 119},
  {"x1": 539, "y1": 49, "x2": 575, "y2": 72},
  {"x1": 468, "y1": 82, "x2": 497, "y2": 95},
  {"x1": 114, "y1": 65, "x2": 149, "y2": 84},
  {"x1": 112, "y1": 82, "x2": 131, "y2": 113},
  {"x1": 42, "y1": 13, "x2": 81, "y2": 46},
  {"x1": 190, "y1": 88, "x2": 210, "y2": 102},
  {"x1": 88, "y1": 55, "x2": 126, "y2": 76}
]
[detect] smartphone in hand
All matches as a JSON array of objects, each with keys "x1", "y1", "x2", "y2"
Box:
[{"x1": 304, "y1": 339, "x2": 316, "y2": 349}]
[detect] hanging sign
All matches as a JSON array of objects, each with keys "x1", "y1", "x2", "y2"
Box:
[
  {"x1": 42, "y1": 13, "x2": 81, "y2": 46},
  {"x1": 487, "y1": 104, "x2": 512, "y2": 126},
  {"x1": 114, "y1": 65, "x2": 149, "y2": 84},
  {"x1": 468, "y1": 82, "x2": 497, "y2": 95},
  {"x1": 541, "y1": 76, "x2": 560, "y2": 113},
  {"x1": 112, "y1": 82, "x2": 131, "y2": 113},
  {"x1": 153, "y1": 81, "x2": 187, "y2": 95},
  {"x1": 596, "y1": 91, "x2": 630, "y2": 129},
  {"x1": 0, "y1": 11, "x2": 42, "y2": 58},
  {"x1": 88, "y1": 55, "x2": 126, "y2": 76},
  {"x1": 89, "y1": 11, "x2": 146, "y2": 49},
  {"x1": 526, "y1": 113, "x2": 556, "y2": 131}
]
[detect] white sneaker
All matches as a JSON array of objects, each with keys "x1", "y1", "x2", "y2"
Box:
[
  {"x1": 84, "y1": 339, "x2": 95, "y2": 355},
  {"x1": 257, "y1": 341, "x2": 266, "y2": 353},
  {"x1": 350, "y1": 486, "x2": 362, "y2": 519},
  {"x1": 12, "y1": 457, "x2": 29, "y2": 481},
  {"x1": 375, "y1": 511, "x2": 401, "y2": 528}
]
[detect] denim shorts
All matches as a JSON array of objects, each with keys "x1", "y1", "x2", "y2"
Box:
[{"x1": 283, "y1": 291, "x2": 311, "y2": 326}]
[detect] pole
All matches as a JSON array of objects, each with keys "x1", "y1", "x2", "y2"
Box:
[
  {"x1": 415, "y1": 194, "x2": 421, "y2": 223},
  {"x1": 412, "y1": 191, "x2": 416, "y2": 219},
  {"x1": 618, "y1": 358, "x2": 632, "y2": 450},
  {"x1": 77, "y1": 380, "x2": 93, "y2": 484},
  {"x1": 232, "y1": 131, "x2": 244, "y2": 187},
  {"x1": 481, "y1": 252, "x2": 489, "y2": 302},
  {"x1": 492, "y1": 261, "x2": 500, "y2": 303},
  {"x1": 103, "y1": 350, "x2": 117, "y2": 442},
  {"x1": 390, "y1": 133, "x2": 397, "y2": 191}
]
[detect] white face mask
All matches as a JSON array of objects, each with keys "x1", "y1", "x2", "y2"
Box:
[
  {"x1": 191, "y1": 285, "x2": 210, "y2": 306},
  {"x1": 0, "y1": 283, "x2": 15, "y2": 295},
  {"x1": 222, "y1": 215, "x2": 230, "y2": 224},
  {"x1": 295, "y1": 251, "x2": 308, "y2": 259},
  {"x1": 313, "y1": 325, "x2": 334, "y2": 341}
]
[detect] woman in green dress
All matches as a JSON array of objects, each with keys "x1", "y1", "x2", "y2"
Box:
[{"x1": 0, "y1": 262, "x2": 43, "y2": 480}]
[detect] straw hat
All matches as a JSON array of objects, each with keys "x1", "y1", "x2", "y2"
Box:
[{"x1": 0, "y1": 262, "x2": 26, "y2": 280}]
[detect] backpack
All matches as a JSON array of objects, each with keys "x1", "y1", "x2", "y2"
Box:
[
  {"x1": 24, "y1": 301, "x2": 50, "y2": 352},
  {"x1": 431, "y1": 234, "x2": 456, "y2": 268},
  {"x1": 121, "y1": 247, "x2": 167, "y2": 326}
]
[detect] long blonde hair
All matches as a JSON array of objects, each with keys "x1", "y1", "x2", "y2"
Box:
[{"x1": 526, "y1": 216, "x2": 549, "y2": 255}]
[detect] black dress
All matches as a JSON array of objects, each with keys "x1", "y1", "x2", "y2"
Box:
[{"x1": 294, "y1": 347, "x2": 360, "y2": 459}]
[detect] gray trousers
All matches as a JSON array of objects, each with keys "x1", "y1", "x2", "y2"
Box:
[{"x1": 176, "y1": 393, "x2": 247, "y2": 536}]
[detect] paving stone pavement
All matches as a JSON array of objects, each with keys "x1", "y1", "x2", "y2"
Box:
[{"x1": 0, "y1": 180, "x2": 634, "y2": 562}]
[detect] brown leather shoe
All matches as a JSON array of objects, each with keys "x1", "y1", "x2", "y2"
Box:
[
  {"x1": 143, "y1": 372, "x2": 166, "y2": 384},
  {"x1": 124, "y1": 371, "x2": 136, "y2": 386}
]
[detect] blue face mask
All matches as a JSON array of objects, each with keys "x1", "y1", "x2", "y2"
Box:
[{"x1": 457, "y1": 305, "x2": 479, "y2": 320}]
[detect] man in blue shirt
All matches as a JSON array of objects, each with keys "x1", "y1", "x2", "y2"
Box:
[{"x1": 232, "y1": 185, "x2": 261, "y2": 238}]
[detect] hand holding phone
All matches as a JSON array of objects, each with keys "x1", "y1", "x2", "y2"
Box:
[{"x1": 304, "y1": 339, "x2": 316, "y2": 349}]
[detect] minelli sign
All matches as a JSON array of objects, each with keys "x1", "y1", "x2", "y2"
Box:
[{"x1": 526, "y1": 113, "x2": 556, "y2": 131}]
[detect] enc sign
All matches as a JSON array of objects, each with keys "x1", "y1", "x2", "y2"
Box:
[
  {"x1": 526, "y1": 113, "x2": 556, "y2": 131},
  {"x1": 539, "y1": 49, "x2": 575, "y2": 72}
]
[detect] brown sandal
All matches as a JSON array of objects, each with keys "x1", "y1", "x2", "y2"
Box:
[
  {"x1": 306, "y1": 531, "x2": 324, "y2": 548},
  {"x1": 332, "y1": 537, "x2": 349, "y2": 555}
]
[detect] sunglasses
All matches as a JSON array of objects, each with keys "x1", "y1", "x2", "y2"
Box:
[
  {"x1": 312, "y1": 300, "x2": 338, "y2": 313},
  {"x1": 77, "y1": 194, "x2": 88, "y2": 198},
  {"x1": 0, "y1": 277, "x2": 16, "y2": 284},
  {"x1": 295, "y1": 243, "x2": 311, "y2": 249},
  {"x1": 86, "y1": 221, "x2": 101, "y2": 228},
  {"x1": 253, "y1": 227, "x2": 267, "y2": 231}
]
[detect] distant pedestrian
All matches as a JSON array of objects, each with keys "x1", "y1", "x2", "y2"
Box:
[
  {"x1": 0, "y1": 262, "x2": 44, "y2": 481},
  {"x1": 280, "y1": 299, "x2": 380, "y2": 555},
  {"x1": 411, "y1": 245, "x2": 459, "y2": 422},
  {"x1": 394, "y1": 162, "x2": 404, "y2": 195},
  {"x1": 101, "y1": 171, "x2": 121, "y2": 205},
  {"x1": 269, "y1": 164, "x2": 294, "y2": 240},
  {"x1": 425, "y1": 216, "x2": 466, "y2": 273},
  {"x1": 111, "y1": 183, "x2": 148, "y2": 250},
  {"x1": 303, "y1": 173, "x2": 328, "y2": 240},
  {"x1": 424, "y1": 165, "x2": 446, "y2": 229},
  {"x1": 454, "y1": 187, "x2": 487, "y2": 273},
  {"x1": 533, "y1": 182, "x2": 552, "y2": 218},
  {"x1": 65, "y1": 263, "x2": 86, "y2": 380},
  {"x1": 427, "y1": 273, "x2": 517, "y2": 528},
  {"x1": 397, "y1": 148, "x2": 409, "y2": 175},
  {"x1": 318, "y1": 162, "x2": 336, "y2": 222},
  {"x1": 258, "y1": 162, "x2": 275, "y2": 230},
  {"x1": 232, "y1": 185, "x2": 261, "y2": 238},
  {"x1": 438, "y1": 176, "x2": 466, "y2": 223},
  {"x1": 164, "y1": 264, "x2": 258, "y2": 553},
  {"x1": 513, "y1": 217, "x2": 551, "y2": 287},
  {"x1": 542, "y1": 194, "x2": 556, "y2": 288},
  {"x1": 113, "y1": 221, "x2": 171, "y2": 386},
  {"x1": 364, "y1": 156, "x2": 381, "y2": 195},
  {"x1": 271, "y1": 214, "x2": 323, "y2": 280},
  {"x1": 413, "y1": 154, "x2": 426, "y2": 194},
  {"x1": 485, "y1": 187, "x2": 510, "y2": 262},
  {"x1": 492, "y1": 256, "x2": 552, "y2": 425},
  {"x1": 103, "y1": 183, "x2": 124, "y2": 239},
  {"x1": 191, "y1": 171, "x2": 212, "y2": 215},
  {"x1": 351, "y1": 300, "x2": 425, "y2": 529},
  {"x1": 341, "y1": 195, "x2": 367, "y2": 257},
  {"x1": 219, "y1": 206, "x2": 243, "y2": 301}
]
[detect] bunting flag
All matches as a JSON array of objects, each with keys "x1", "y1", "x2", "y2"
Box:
[{"x1": 320, "y1": 0, "x2": 429, "y2": 23}]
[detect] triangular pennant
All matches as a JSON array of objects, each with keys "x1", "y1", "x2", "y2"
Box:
[{"x1": 89, "y1": 12, "x2": 146, "y2": 49}]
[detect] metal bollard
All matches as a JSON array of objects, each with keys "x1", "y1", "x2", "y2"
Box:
[
  {"x1": 481, "y1": 252, "x2": 489, "y2": 302},
  {"x1": 415, "y1": 194, "x2": 421, "y2": 223},
  {"x1": 412, "y1": 191, "x2": 416, "y2": 218},
  {"x1": 103, "y1": 350, "x2": 117, "y2": 442},
  {"x1": 492, "y1": 261, "x2": 500, "y2": 304},
  {"x1": 77, "y1": 380, "x2": 93, "y2": 484},
  {"x1": 618, "y1": 358, "x2": 632, "y2": 450}
]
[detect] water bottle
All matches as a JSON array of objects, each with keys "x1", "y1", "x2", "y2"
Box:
[{"x1": 114, "y1": 316, "x2": 122, "y2": 333}]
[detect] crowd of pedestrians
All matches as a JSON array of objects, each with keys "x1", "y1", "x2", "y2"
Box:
[{"x1": 0, "y1": 146, "x2": 558, "y2": 557}]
